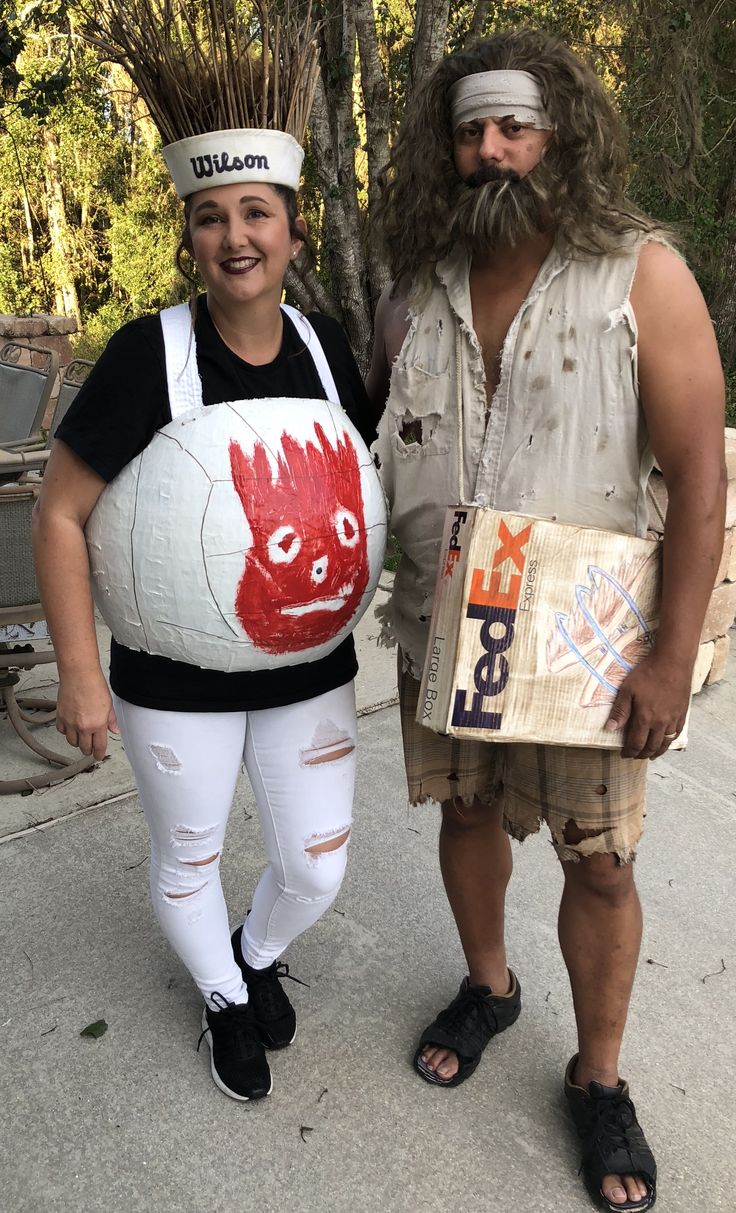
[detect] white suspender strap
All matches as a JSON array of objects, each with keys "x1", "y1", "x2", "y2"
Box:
[
  {"x1": 280, "y1": 303, "x2": 340, "y2": 404},
  {"x1": 160, "y1": 303, "x2": 203, "y2": 419},
  {"x1": 159, "y1": 302, "x2": 339, "y2": 418}
]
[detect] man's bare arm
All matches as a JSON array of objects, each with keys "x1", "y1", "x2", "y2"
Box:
[
  {"x1": 606, "y1": 241, "x2": 727, "y2": 758},
  {"x1": 365, "y1": 283, "x2": 412, "y2": 420}
]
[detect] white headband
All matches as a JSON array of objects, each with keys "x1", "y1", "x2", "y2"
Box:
[
  {"x1": 450, "y1": 70, "x2": 553, "y2": 132},
  {"x1": 163, "y1": 129, "x2": 304, "y2": 198}
]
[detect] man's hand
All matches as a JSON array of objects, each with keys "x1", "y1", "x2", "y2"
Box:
[
  {"x1": 56, "y1": 672, "x2": 120, "y2": 762},
  {"x1": 604, "y1": 651, "x2": 691, "y2": 759}
]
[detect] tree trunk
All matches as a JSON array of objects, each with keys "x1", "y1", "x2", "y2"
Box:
[
  {"x1": 465, "y1": 1, "x2": 491, "y2": 45},
  {"x1": 284, "y1": 258, "x2": 341, "y2": 318},
  {"x1": 355, "y1": 0, "x2": 391, "y2": 299},
  {"x1": 411, "y1": 0, "x2": 451, "y2": 89},
  {"x1": 310, "y1": 4, "x2": 373, "y2": 371},
  {"x1": 294, "y1": 0, "x2": 460, "y2": 365},
  {"x1": 43, "y1": 127, "x2": 81, "y2": 323},
  {"x1": 6, "y1": 129, "x2": 36, "y2": 271},
  {"x1": 21, "y1": 192, "x2": 34, "y2": 272}
]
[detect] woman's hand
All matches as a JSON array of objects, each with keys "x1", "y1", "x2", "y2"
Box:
[{"x1": 56, "y1": 670, "x2": 120, "y2": 761}]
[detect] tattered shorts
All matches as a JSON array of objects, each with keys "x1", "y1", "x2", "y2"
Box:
[{"x1": 398, "y1": 661, "x2": 647, "y2": 864}]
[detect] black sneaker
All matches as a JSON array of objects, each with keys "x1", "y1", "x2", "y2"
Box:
[
  {"x1": 197, "y1": 992, "x2": 272, "y2": 1101},
  {"x1": 231, "y1": 926, "x2": 302, "y2": 1049}
]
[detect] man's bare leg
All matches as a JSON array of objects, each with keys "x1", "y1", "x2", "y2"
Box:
[
  {"x1": 420, "y1": 796, "x2": 513, "y2": 1081},
  {"x1": 559, "y1": 848, "x2": 648, "y2": 1207}
]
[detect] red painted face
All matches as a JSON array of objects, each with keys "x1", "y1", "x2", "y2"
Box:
[{"x1": 229, "y1": 423, "x2": 369, "y2": 653}]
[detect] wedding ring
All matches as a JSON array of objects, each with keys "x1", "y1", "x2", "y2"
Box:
[{"x1": 663, "y1": 732, "x2": 678, "y2": 739}]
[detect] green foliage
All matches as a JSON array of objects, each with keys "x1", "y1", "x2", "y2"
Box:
[
  {"x1": 0, "y1": 8, "x2": 25, "y2": 97},
  {"x1": 726, "y1": 374, "x2": 736, "y2": 431},
  {"x1": 0, "y1": 0, "x2": 733, "y2": 373},
  {"x1": 0, "y1": 242, "x2": 36, "y2": 312},
  {"x1": 107, "y1": 148, "x2": 185, "y2": 312},
  {"x1": 615, "y1": 1, "x2": 736, "y2": 301},
  {"x1": 0, "y1": 15, "x2": 187, "y2": 330},
  {"x1": 1, "y1": 0, "x2": 73, "y2": 116},
  {"x1": 383, "y1": 533, "x2": 402, "y2": 573},
  {"x1": 0, "y1": 112, "x2": 49, "y2": 308},
  {"x1": 372, "y1": 0, "x2": 413, "y2": 121},
  {"x1": 70, "y1": 297, "x2": 133, "y2": 360}
]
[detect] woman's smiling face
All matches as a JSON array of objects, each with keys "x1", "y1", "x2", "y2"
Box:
[{"x1": 188, "y1": 181, "x2": 300, "y2": 311}]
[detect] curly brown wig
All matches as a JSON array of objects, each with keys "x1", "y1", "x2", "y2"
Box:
[{"x1": 374, "y1": 28, "x2": 667, "y2": 288}]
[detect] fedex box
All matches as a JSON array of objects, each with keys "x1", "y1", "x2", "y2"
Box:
[{"x1": 418, "y1": 507, "x2": 688, "y2": 749}]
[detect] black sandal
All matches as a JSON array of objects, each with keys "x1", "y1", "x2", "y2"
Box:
[
  {"x1": 413, "y1": 972, "x2": 521, "y2": 1088},
  {"x1": 564, "y1": 1055, "x2": 657, "y2": 1211}
]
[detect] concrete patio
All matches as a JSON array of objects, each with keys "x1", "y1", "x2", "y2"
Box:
[{"x1": 1, "y1": 605, "x2": 734, "y2": 1212}]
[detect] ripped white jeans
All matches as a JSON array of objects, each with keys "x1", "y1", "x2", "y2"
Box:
[{"x1": 113, "y1": 683, "x2": 356, "y2": 1009}]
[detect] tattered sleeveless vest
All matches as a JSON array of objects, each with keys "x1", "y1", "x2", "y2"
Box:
[{"x1": 373, "y1": 240, "x2": 655, "y2": 675}]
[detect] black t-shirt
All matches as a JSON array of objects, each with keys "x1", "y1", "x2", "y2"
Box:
[{"x1": 57, "y1": 298, "x2": 375, "y2": 712}]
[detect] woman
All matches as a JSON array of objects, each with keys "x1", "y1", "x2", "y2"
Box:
[{"x1": 33, "y1": 170, "x2": 380, "y2": 1102}]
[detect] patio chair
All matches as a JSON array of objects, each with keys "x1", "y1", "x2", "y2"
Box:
[
  {"x1": 48, "y1": 357, "x2": 94, "y2": 435},
  {"x1": 0, "y1": 340, "x2": 60, "y2": 450},
  {"x1": 0, "y1": 451, "x2": 95, "y2": 794},
  {"x1": 0, "y1": 444, "x2": 50, "y2": 487}
]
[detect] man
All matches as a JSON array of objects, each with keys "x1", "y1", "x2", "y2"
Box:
[{"x1": 367, "y1": 28, "x2": 726, "y2": 1213}]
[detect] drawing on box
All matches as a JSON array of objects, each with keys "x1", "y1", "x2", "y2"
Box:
[{"x1": 546, "y1": 552, "x2": 659, "y2": 706}]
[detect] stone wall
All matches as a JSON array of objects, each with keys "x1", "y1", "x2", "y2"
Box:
[
  {"x1": 0, "y1": 313, "x2": 78, "y2": 427},
  {"x1": 648, "y1": 427, "x2": 736, "y2": 693}
]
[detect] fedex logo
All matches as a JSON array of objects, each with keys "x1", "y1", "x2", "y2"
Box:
[
  {"x1": 443, "y1": 510, "x2": 468, "y2": 577},
  {"x1": 451, "y1": 520, "x2": 532, "y2": 730}
]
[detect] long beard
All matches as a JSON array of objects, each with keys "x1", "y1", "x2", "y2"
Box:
[{"x1": 449, "y1": 163, "x2": 551, "y2": 256}]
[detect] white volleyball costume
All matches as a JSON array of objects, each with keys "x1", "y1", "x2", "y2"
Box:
[{"x1": 87, "y1": 395, "x2": 387, "y2": 671}]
